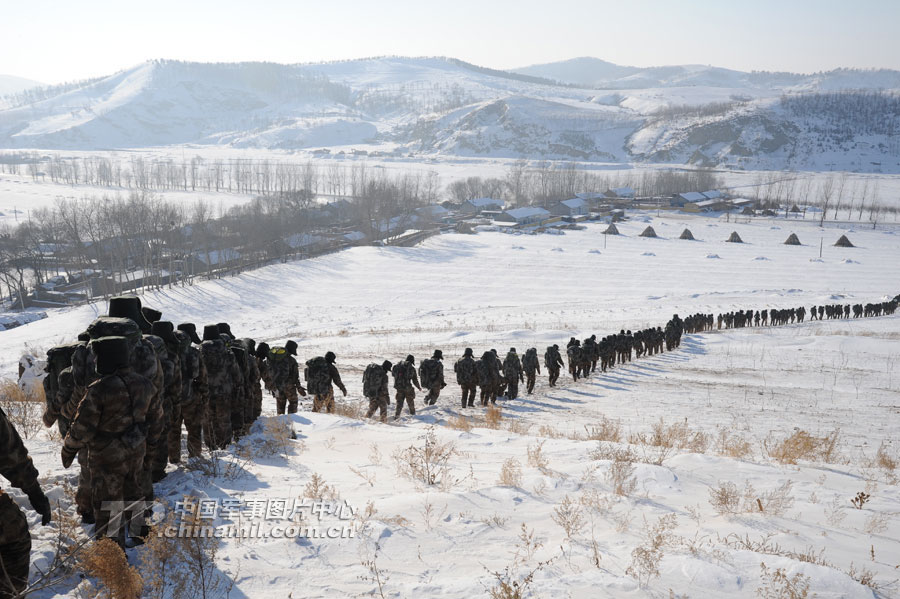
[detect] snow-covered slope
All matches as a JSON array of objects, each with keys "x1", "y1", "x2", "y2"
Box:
[
  {"x1": 5, "y1": 215, "x2": 900, "y2": 597},
  {"x1": 0, "y1": 74, "x2": 43, "y2": 96},
  {"x1": 1, "y1": 57, "x2": 899, "y2": 171}
]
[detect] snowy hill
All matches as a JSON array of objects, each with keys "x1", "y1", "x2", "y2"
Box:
[
  {"x1": 514, "y1": 57, "x2": 900, "y2": 91},
  {"x1": 0, "y1": 57, "x2": 899, "y2": 171},
  {"x1": 0, "y1": 74, "x2": 43, "y2": 96}
]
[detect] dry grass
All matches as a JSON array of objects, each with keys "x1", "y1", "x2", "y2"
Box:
[
  {"x1": 551, "y1": 495, "x2": 585, "y2": 539},
  {"x1": 446, "y1": 414, "x2": 473, "y2": 432},
  {"x1": 81, "y1": 538, "x2": 143, "y2": 599},
  {"x1": 874, "y1": 442, "x2": 897, "y2": 472},
  {"x1": 626, "y1": 514, "x2": 678, "y2": 588},
  {"x1": 709, "y1": 480, "x2": 794, "y2": 517},
  {"x1": 504, "y1": 419, "x2": 533, "y2": 435},
  {"x1": 498, "y1": 458, "x2": 523, "y2": 487},
  {"x1": 606, "y1": 455, "x2": 638, "y2": 497},
  {"x1": 765, "y1": 429, "x2": 841, "y2": 465},
  {"x1": 303, "y1": 472, "x2": 340, "y2": 501},
  {"x1": 584, "y1": 416, "x2": 622, "y2": 443},
  {"x1": 333, "y1": 400, "x2": 363, "y2": 420},
  {"x1": 715, "y1": 428, "x2": 754, "y2": 460},
  {"x1": 392, "y1": 426, "x2": 458, "y2": 489},
  {"x1": 253, "y1": 416, "x2": 294, "y2": 458},
  {"x1": 484, "y1": 404, "x2": 503, "y2": 429},
  {"x1": 757, "y1": 562, "x2": 811, "y2": 599},
  {"x1": 526, "y1": 440, "x2": 549, "y2": 472},
  {"x1": 537, "y1": 424, "x2": 565, "y2": 439},
  {"x1": 0, "y1": 379, "x2": 44, "y2": 439}
]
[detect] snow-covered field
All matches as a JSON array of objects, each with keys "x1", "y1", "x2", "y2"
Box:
[{"x1": 3, "y1": 214, "x2": 900, "y2": 597}]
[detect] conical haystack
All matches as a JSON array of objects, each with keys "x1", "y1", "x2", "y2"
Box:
[
  {"x1": 834, "y1": 234, "x2": 854, "y2": 248},
  {"x1": 639, "y1": 226, "x2": 658, "y2": 238},
  {"x1": 784, "y1": 233, "x2": 801, "y2": 245},
  {"x1": 603, "y1": 223, "x2": 620, "y2": 235},
  {"x1": 726, "y1": 231, "x2": 743, "y2": 243},
  {"x1": 679, "y1": 228, "x2": 695, "y2": 240}
]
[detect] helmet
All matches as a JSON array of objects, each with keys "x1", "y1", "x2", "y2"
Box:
[
  {"x1": 509, "y1": 347, "x2": 516, "y2": 353},
  {"x1": 406, "y1": 354, "x2": 415, "y2": 364},
  {"x1": 463, "y1": 347, "x2": 473, "y2": 357},
  {"x1": 382, "y1": 360, "x2": 393, "y2": 372},
  {"x1": 325, "y1": 351, "x2": 336, "y2": 363},
  {"x1": 285, "y1": 340, "x2": 298, "y2": 356},
  {"x1": 256, "y1": 342, "x2": 270, "y2": 358},
  {"x1": 432, "y1": 349, "x2": 443, "y2": 360}
]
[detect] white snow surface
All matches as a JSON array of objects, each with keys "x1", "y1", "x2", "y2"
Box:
[{"x1": 3, "y1": 214, "x2": 899, "y2": 598}]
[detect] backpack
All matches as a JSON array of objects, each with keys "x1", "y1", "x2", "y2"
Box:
[
  {"x1": 362, "y1": 364, "x2": 387, "y2": 397},
  {"x1": 419, "y1": 358, "x2": 440, "y2": 387},
  {"x1": 567, "y1": 345, "x2": 582, "y2": 363},
  {"x1": 391, "y1": 361, "x2": 411, "y2": 389},
  {"x1": 305, "y1": 356, "x2": 331, "y2": 395},
  {"x1": 475, "y1": 359, "x2": 491, "y2": 386},
  {"x1": 522, "y1": 349, "x2": 538, "y2": 371},
  {"x1": 454, "y1": 357, "x2": 475, "y2": 385}
]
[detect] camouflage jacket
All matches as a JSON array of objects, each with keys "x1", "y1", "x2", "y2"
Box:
[
  {"x1": 63, "y1": 369, "x2": 161, "y2": 458},
  {"x1": 453, "y1": 356, "x2": 476, "y2": 385},
  {"x1": 502, "y1": 353, "x2": 523, "y2": 380},
  {"x1": 269, "y1": 351, "x2": 299, "y2": 390},
  {"x1": 543, "y1": 347, "x2": 564, "y2": 370},
  {"x1": 0, "y1": 406, "x2": 40, "y2": 493},
  {"x1": 391, "y1": 361, "x2": 419, "y2": 391}
]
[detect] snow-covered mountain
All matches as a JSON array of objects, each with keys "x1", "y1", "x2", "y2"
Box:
[
  {"x1": 0, "y1": 74, "x2": 43, "y2": 95},
  {"x1": 513, "y1": 56, "x2": 900, "y2": 91},
  {"x1": 1, "y1": 57, "x2": 899, "y2": 171}
]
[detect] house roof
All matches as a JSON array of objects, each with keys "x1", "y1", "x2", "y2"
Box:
[
  {"x1": 193, "y1": 249, "x2": 241, "y2": 266},
  {"x1": 731, "y1": 198, "x2": 754, "y2": 206},
  {"x1": 611, "y1": 186, "x2": 635, "y2": 197},
  {"x1": 575, "y1": 192, "x2": 604, "y2": 200},
  {"x1": 696, "y1": 199, "x2": 724, "y2": 208},
  {"x1": 679, "y1": 192, "x2": 707, "y2": 202},
  {"x1": 701, "y1": 190, "x2": 723, "y2": 199},
  {"x1": 468, "y1": 197, "x2": 503, "y2": 207},
  {"x1": 285, "y1": 233, "x2": 324, "y2": 249},
  {"x1": 505, "y1": 206, "x2": 550, "y2": 220},
  {"x1": 417, "y1": 204, "x2": 450, "y2": 216},
  {"x1": 560, "y1": 198, "x2": 587, "y2": 209},
  {"x1": 343, "y1": 231, "x2": 366, "y2": 242}
]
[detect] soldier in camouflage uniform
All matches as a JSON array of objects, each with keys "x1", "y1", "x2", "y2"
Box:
[
  {"x1": 175, "y1": 324, "x2": 208, "y2": 459},
  {"x1": 269, "y1": 340, "x2": 305, "y2": 415},
  {"x1": 583, "y1": 335, "x2": 599, "y2": 373},
  {"x1": 1, "y1": 406, "x2": 52, "y2": 599},
  {"x1": 502, "y1": 348, "x2": 524, "y2": 399},
  {"x1": 255, "y1": 342, "x2": 274, "y2": 399},
  {"x1": 476, "y1": 351, "x2": 497, "y2": 406},
  {"x1": 391, "y1": 355, "x2": 421, "y2": 418},
  {"x1": 229, "y1": 341, "x2": 252, "y2": 433},
  {"x1": 305, "y1": 351, "x2": 347, "y2": 413},
  {"x1": 40, "y1": 342, "x2": 80, "y2": 437},
  {"x1": 454, "y1": 348, "x2": 477, "y2": 408},
  {"x1": 62, "y1": 336, "x2": 160, "y2": 548},
  {"x1": 149, "y1": 321, "x2": 182, "y2": 480},
  {"x1": 418, "y1": 350, "x2": 446, "y2": 406},
  {"x1": 201, "y1": 325, "x2": 236, "y2": 449},
  {"x1": 240, "y1": 339, "x2": 263, "y2": 421},
  {"x1": 566, "y1": 340, "x2": 582, "y2": 382},
  {"x1": 522, "y1": 348, "x2": 540, "y2": 394},
  {"x1": 57, "y1": 340, "x2": 98, "y2": 522},
  {"x1": 363, "y1": 361, "x2": 392, "y2": 422},
  {"x1": 544, "y1": 344, "x2": 563, "y2": 386}
]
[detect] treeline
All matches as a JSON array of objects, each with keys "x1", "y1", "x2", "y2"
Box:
[
  {"x1": 780, "y1": 91, "x2": 900, "y2": 138},
  {"x1": 0, "y1": 166, "x2": 443, "y2": 307},
  {"x1": 449, "y1": 161, "x2": 723, "y2": 207}
]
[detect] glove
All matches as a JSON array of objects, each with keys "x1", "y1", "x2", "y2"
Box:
[
  {"x1": 340, "y1": 386, "x2": 347, "y2": 397},
  {"x1": 25, "y1": 484, "x2": 52, "y2": 525},
  {"x1": 441, "y1": 382, "x2": 447, "y2": 389},
  {"x1": 61, "y1": 445, "x2": 77, "y2": 469},
  {"x1": 299, "y1": 386, "x2": 307, "y2": 397},
  {"x1": 42, "y1": 409, "x2": 57, "y2": 428}
]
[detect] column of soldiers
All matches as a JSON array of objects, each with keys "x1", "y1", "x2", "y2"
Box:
[{"x1": 5, "y1": 294, "x2": 896, "y2": 589}]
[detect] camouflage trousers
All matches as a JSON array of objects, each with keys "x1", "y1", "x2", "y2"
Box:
[
  {"x1": 275, "y1": 386, "x2": 298, "y2": 415},
  {"x1": 424, "y1": 385, "x2": 442, "y2": 406},
  {"x1": 252, "y1": 382, "x2": 263, "y2": 420},
  {"x1": 206, "y1": 394, "x2": 233, "y2": 450},
  {"x1": 0, "y1": 493, "x2": 30, "y2": 599},
  {"x1": 179, "y1": 399, "x2": 206, "y2": 459},
  {"x1": 547, "y1": 367, "x2": 560, "y2": 387},
  {"x1": 90, "y1": 440, "x2": 145, "y2": 548},
  {"x1": 312, "y1": 389, "x2": 335, "y2": 413},
  {"x1": 394, "y1": 387, "x2": 416, "y2": 417},
  {"x1": 505, "y1": 378, "x2": 520, "y2": 399},
  {"x1": 152, "y1": 395, "x2": 173, "y2": 477},
  {"x1": 568, "y1": 363, "x2": 579, "y2": 381},
  {"x1": 525, "y1": 372, "x2": 537, "y2": 394},
  {"x1": 75, "y1": 447, "x2": 92, "y2": 517},
  {"x1": 365, "y1": 389, "x2": 390, "y2": 422},
  {"x1": 167, "y1": 403, "x2": 183, "y2": 464},
  {"x1": 459, "y1": 383, "x2": 476, "y2": 408},
  {"x1": 479, "y1": 384, "x2": 496, "y2": 406}
]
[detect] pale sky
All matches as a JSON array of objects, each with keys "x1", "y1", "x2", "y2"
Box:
[{"x1": 2, "y1": 0, "x2": 898, "y2": 84}]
